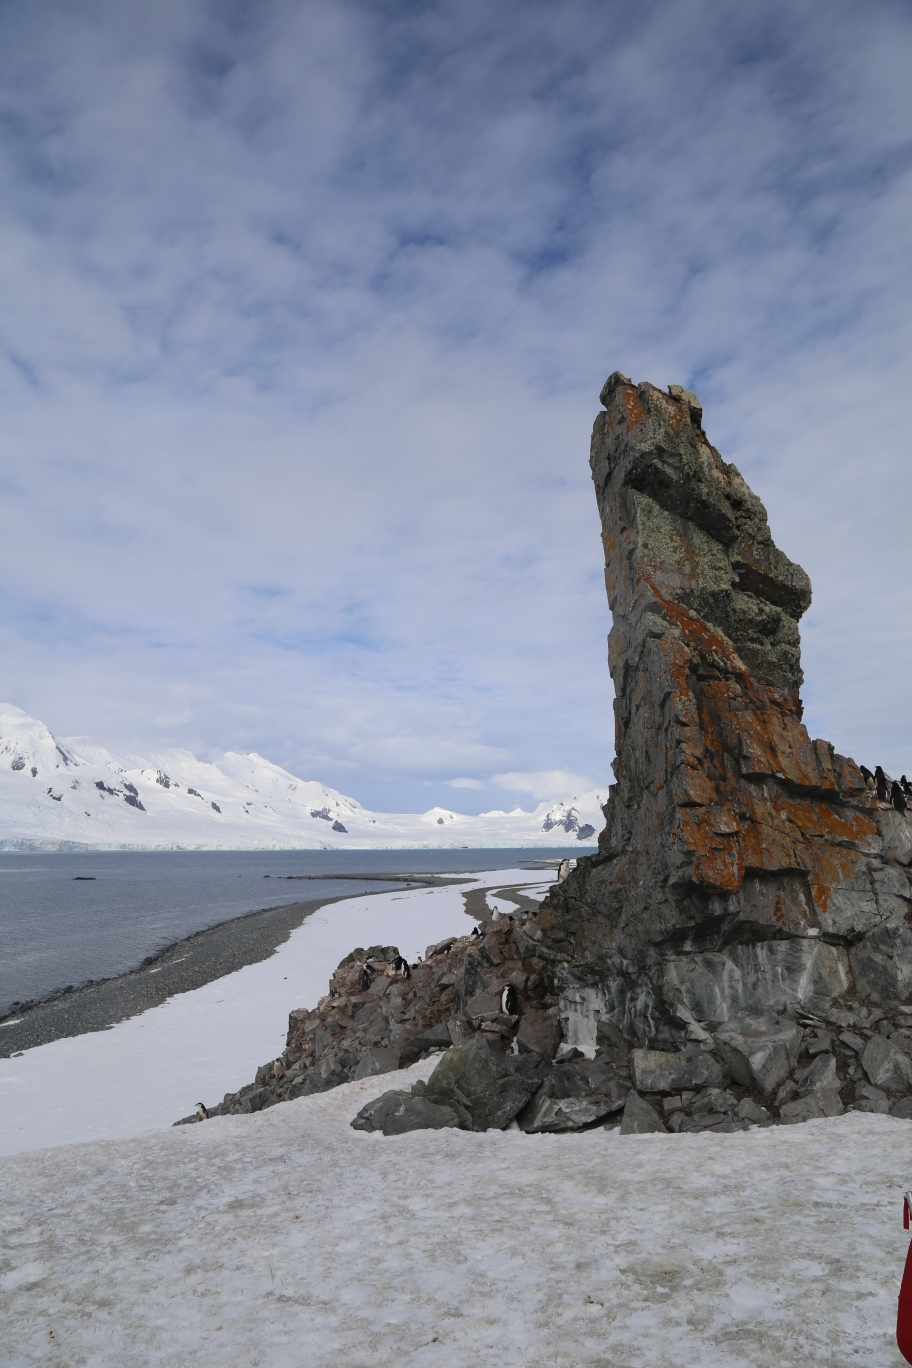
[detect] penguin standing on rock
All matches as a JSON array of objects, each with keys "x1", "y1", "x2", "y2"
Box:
[
  {"x1": 892, "y1": 781, "x2": 908, "y2": 816},
  {"x1": 195, "y1": 1103, "x2": 209, "y2": 1121},
  {"x1": 876, "y1": 766, "x2": 888, "y2": 803},
  {"x1": 903, "y1": 776, "x2": 912, "y2": 798},
  {"x1": 273, "y1": 1059, "x2": 283, "y2": 1080},
  {"x1": 501, "y1": 985, "x2": 518, "y2": 1015},
  {"x1": 558, "y1": 859, "x2": 572, "y2": 883},
  {"x1": 860, "y1": 765, "x2": 874, "y2": 788},
  {"x1": 471, "y1": 926, "x2": 481, "y2": 938},
  {"x1": 359, "y1": 965, "x2": 371, "y2": 991}
]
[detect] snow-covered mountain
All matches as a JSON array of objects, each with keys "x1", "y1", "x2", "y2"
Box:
[{"x1": 0, "y1": 704, "x2": 605, "y2": 850}]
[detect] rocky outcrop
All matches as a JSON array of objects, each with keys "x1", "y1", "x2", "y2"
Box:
[
  {"x1": 533, "y1": 373, "x2": 911, "y2": 1059},
  {"x1": 179, "y1": 373, "x2": 912, "y2": 1139}
]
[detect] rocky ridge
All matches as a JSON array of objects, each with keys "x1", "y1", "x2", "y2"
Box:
[{"x1": 179, "y1": 375, "x2": 912, "y2": 1138}]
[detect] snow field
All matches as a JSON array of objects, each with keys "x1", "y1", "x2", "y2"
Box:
[
  {"x1": 0, "y1": 872, "x2": 548, "y2": 1157},
  {"x1": 1, "y1": 1075, "x2": 909, "y2": 1367}
]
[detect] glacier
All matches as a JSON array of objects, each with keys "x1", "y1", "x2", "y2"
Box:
[{"x1": 0, "y1": 704, "x2": 604, "y2": 850}]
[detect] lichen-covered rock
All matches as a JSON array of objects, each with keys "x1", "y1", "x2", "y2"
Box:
[{"x1": 533, "y1": 375, "x2": 910, "y2": 1051}]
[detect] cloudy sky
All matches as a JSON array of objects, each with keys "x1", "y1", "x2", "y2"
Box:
[{"x1": 0, "y1": 0, "x2": 909, "y2": 813}]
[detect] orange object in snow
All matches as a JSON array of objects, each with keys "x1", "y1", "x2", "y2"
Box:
[{"x1": 898, "y1": 1194, "x2": 912, "y2": 1364}]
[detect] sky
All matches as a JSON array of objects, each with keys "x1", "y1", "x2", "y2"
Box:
[{"x1": 0, "y1": 0, "x2": 910, "y2": 814}]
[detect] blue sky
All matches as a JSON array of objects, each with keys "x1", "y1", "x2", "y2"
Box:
[{"x1": 0, "y1": 0, "x2": 910, "y2": 812}]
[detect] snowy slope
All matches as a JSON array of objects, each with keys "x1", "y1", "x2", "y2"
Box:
[
  {"x1": 1, "y1": 1082, "x2": 907, "y2": 1366},
  {"x1": 0, "y1": 704, "x2": 606, "y2": 850}
]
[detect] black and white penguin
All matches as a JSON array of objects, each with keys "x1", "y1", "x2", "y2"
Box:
[
  {"x1": 471, "y1": 925, "x2": 481, "y2": 938},
  {"x1": 876, "y1": 766, "x2": 888, "y2": 802},
  {"x1": 273, "y1": 1059, "x2": 283, "y2": 1080},
  {"x1": 859, "y1": 764, "x2": 874, "y2": 785},
  {"x1": 558, "y1": 858, "x2": 572, "y2": 883},
  {"x1": 359, "y1": 965, "x2": 371, "y2": 991},
  {"x1": 892, "y1": 781, "x2": 908, "y2": 816},
  {"x1": 395, "y1": 956, "x2": 411, "y2": 979},
  {"x1": 195, "y1": 1102, "x2": 209, "y2": 1121},
  {"x1": 501, "y1": 984, "x2": 518, "y2": 1015},
  {"x1": 903, "y1": 775, "x2": 912, "y2": 797}
]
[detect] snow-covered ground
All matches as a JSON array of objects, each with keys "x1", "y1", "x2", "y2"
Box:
[
  {"x1": 0, "y1": 703, "x2": 605, "y2": 850},
  {"x1": 2, "y1": 872, "x2": 910, "y2": 1365},
  {"x1": 0, "y1": 871, "x2": 550, "y2": 1157},
  {"x1": 2, "y1": 1075, "x2": 909, "y2": 1366}
]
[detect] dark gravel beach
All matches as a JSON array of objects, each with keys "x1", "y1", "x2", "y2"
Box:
[{"x1": 1, "y1": 875, "x2": 468, "y2": 1057}]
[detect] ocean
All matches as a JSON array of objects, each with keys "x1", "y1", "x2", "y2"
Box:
[{"x1": 0, "y1": 847, "x2": 575, "y2": 1015}]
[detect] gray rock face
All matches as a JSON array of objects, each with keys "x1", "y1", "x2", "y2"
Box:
[
  {"x1": 713, "y1": 1017, "x2": 802, "y2": 1096},
  {"x1": 619, "y1": 1091, "x2": 667, "y2": 1135},
  {"x1": 850, "y1": 919, "x2": 912, "y2": 1004},
  {"x1": 630, "y1": 1048, "x2": 727, "y2": 1093},
  {"x1": 350, "y1": 1090, "x2": 460, "y2": 1135}
]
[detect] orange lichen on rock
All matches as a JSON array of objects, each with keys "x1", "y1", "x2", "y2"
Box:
[{"x1": 537, "y1": 373, "x2": 911, "y2": 1041}]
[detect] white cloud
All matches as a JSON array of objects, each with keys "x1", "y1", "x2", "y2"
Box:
[
  {"x1": 492, "y1": 771, "x2": 597, "y2": 802},
  {"x1": 0, "y1": 0, "x2": 909, "y2": 811},
  {"x1": 447, "y1": 777, "x2": 484, "y2": 790}
]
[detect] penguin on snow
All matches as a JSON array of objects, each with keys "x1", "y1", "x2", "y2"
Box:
[
  {"x1": 195, "y1": 1103, "x2": 209, "y2": 1121},
  {"x1": 501, "y1": 984, "x2": 518, "y2": 1015},
  {"x1": 892, "y1": 781, "x2": 908, "y2": 816},
  {"x1": 875, "y1": 766, "x2": 888, "y2": 803}
]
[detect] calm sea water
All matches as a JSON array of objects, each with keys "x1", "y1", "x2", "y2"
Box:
[{"x1": 0, "y1": 848, "x2": 576, "y2": 1015}]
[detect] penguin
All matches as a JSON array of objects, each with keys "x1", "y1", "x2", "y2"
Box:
[
  {"x1": 491, "y1": 907, "x2": 501, "y2": 922},
  {"x1": 273, "y1": 1059, "x2": 283, "y2": 1080},
  {"x1": 892, "y1": 781, "x2": 908, "y2": 816},
  {"x1": 501, "y1": 984, "x2": 518, "y2": 1015},
  {"x1": 393, "y1": 956, "x2": 411, "y2": 980},
  {"x1": 195, "y1": 1102, "x2": 209, "y2": 1121},
  {"x1": 471, "y1": 925, "x2": 481, "y2": 938},
  {"x1": 558, "y1": 858, "x2": 572, "y2": 883},
  {"x1": 876, "y1": 766, "x2": 888, "y2": 802},
  {"x1": 860, "y1": 764, "x2": 873, "y2": 785},
  {"x1": 903, "y1": 775, "x2": 912, "y2": 798},
  {"x1": 359, "y1": 965, "x2": 371, "y2": 991}
]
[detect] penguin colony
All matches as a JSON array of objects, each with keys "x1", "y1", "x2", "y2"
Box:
[{"x1": 859, "y1": 765, "x2": 910, "y2": 815}]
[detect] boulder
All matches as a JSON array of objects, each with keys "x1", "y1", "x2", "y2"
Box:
[
  {"x1": 619, "y1": 1090, "x2": 667, "y2": 1135},
  {"x1": 891, "y1": 1097, "x2": 912, "y2": 1120},
  {"x1": 352, "y1": 1046, "x2": 402, "y2": 1080},
  {"x1": 630, "y1": 1048, "x2": 727, "y2": 1093},
  {"x1": 853, "y1": 1083, "x2": 890, "y2": 1115},
  {"x1": 795, "y1": 1051, "x2": 839, "y2": 1098},
  {"x1": 518, "y1": 1056, "x2": 629, "y2": 1133},
  {"x1": 520, "y1": 1093, "x2": 620, "y2": 1134},
  {"x1": 861, "y1": 1034, "x2": 912, "y2": 1093},
  {"x1": 350, "y1": 1090, "x2": 460, "y2": 1135},
  {"x1": 516, "y1": 1007, "x2": 562, "y2": 1058},
  {"x1": 400, "y1": 1023, "x2": 453, "y2": 1061},
  {"x1": 713, "y1": 1016, "x2": 801, "y2": 1096},
  {"x1": 423, "y1": 1035, "x2": 540, "y2": 1131}
]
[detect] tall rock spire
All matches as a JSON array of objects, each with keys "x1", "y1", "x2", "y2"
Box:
[{"x1": 538, "y1": 375, "x2": 911, "y2": 1045}]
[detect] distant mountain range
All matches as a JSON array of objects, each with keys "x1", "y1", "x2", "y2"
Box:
[{"x1": 0, "y1": 704, "x2": 604, "y2": 850}]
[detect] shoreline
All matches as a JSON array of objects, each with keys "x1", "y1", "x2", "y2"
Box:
[{"x1": 1, "y1": 873, "x2": 470, "y2": 1057}]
